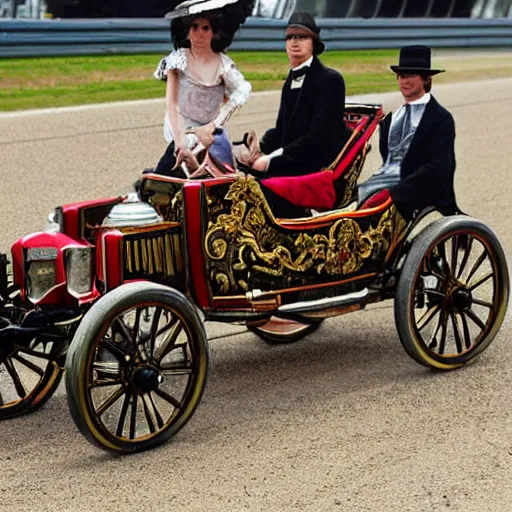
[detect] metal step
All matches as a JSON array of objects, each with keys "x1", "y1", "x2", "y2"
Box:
[{"x1": 277, "y1": 288, "x2": 377, "y2": 318}]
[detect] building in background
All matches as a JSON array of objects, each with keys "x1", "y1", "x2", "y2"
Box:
[{"x1": 2, "y1": 0, "x2": 512, "y2": 19}]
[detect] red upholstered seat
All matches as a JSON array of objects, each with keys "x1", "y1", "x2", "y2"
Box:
[
  {"x1": 261, "y1": 115, "x2": 372, "y2": 211},
  {"x1": 261, "y1": 170, "x2": 336, "y2": 211}
]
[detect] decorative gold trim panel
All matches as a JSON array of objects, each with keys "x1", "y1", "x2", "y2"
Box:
[{"x1": 205, "y1": 178, "x2": 406, "y2": 297}]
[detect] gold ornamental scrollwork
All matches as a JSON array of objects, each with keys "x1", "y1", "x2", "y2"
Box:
[{"x1": 205, "y1": 178, "x2": 405, "y2": 295}]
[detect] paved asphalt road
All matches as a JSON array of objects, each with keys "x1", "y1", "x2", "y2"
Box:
[{"x1": 1, "y1": 78, "x2": 512, "y2": 512}]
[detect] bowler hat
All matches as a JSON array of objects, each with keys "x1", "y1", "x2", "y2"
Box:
[
  {"x1": 390, "y1": 46, "x2": 444, "y2": 76},
  {"x1": 287, "y1": 12, "x2": 325, "y2": 55}
]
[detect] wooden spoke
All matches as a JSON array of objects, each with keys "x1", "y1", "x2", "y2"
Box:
[
  {"x1": 141, "y1": 395, "x2": 156, "y2": 433},
  {"x1": 129, "y1": 394, "x2": 138, "y2": 440},
  {"x1": 428, "y1": 312, "x2": 444, "y2": 350},
  {"x1": 450, "y1": 235, "x2": 459, "y2": 275},
  {"x1": 438, "y1": 311, "x2": 449, "y2": 355},
  {"x1": 100, "y1": 339, "x2": 129, "y2": 360},
  {"x1": 466, "y1": 250, "x2": 487, "y2": 284},
  {"x1": 88, "y1": 379, "x2": 124, "y2": 389},
  {"x1": 12, "y1": 354, "x2": 45, "y2": 377},
  {"x1": 114, "y1": 317, "x2": 134, "y2": 344},
  {"x1": 450, "y1": 313, "x2": 464, "y2": 354},
  {"x1": 465, "y1": 309, "x2": 486, "y2": 332},
  {"x1": 468, "y1": 271, "x2": 494, "y2": 292},
  {"x1": 460, "y1": 313, "x2": 472, "y2": 350},
  {"x1": 436, "y1": 240, "x2": 451, "y2": 275},
  {"x1": 4, "y1": 358, "x2": 26, "y2": 398},
  {"x1": 15, "y1": 346, "x2": 53, "y2": 361},
  {"x1": 154, "y1": 321, "x2": 184, "y2": 363},
  {"x1": 149, "y1": 307, "x2": 163, "y2": 358},
  {"x1": 116, "y1": 392, "x2": 131, "y2": 437},
  {"x1": 417, "y1": 304, "x2": 441, "y2": 332},
  {"x1": 148, "y1": 393, "x2": 165, "y2": 429},
  {"x1": 456, "y1": 235, "x2": 474, "y2": 279},
  {"x1": 160, "y1": 367, "x2": 193, "y2": 377},
  {"x1": 140, "y1": 317, "x2": 178, "y2": 347},
  {"x1": 423, "y1": 289, "x2": 447, "y2": 299},
  {"x1": 95, "y1": 386, "x2": 125, "y2": 417},
  {"x1": 472, "y1": 298, "x2": 494, "y2": 309},
  {"x1": 132, "y1": 308, "x2": 142, "y2": 345},
  {"x1": 154, "y1": 387, "x2": 182, "y2": 410}
]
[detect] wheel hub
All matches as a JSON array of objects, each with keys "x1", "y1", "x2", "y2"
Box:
[
  {"x1": 132, "y1": 366, "x2": 163, "y2": 394},
  {"x1": 451, "y1": 288, "x2": 473, "y2": 312}
]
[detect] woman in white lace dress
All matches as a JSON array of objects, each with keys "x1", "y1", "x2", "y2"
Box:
[{"x1": 152, "y1": 10, "x2": 252, "y2": 176}]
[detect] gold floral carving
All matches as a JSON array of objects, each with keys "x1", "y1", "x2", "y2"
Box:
[
  {"x1": 340, "y1": 152, "x2": 365, "y2": 207},
  {"x1": 205, "y1": 178, "x2": 405, "y2": 295}
]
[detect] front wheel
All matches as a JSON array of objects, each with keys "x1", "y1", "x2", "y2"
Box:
[
  {"x1": 0, "y1": 339, "x2": 63, "y2": 420},
  {"x1": 65, "y1": 282, "x2": 209, "y2": 453},
  {"x1": 395, "y1": 216, "x2": 509, "y2": 370}
]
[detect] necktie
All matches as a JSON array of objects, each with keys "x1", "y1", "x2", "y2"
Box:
[
  {"x1": 289, "y1": 67, "x2": 309, "y2": 81},
  {"x1": 389, "y1": 103, "x2": 412, "y2": 151}
]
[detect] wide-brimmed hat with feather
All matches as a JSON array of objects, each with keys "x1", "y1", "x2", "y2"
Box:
[{"x1": 166, "y1": 0, "x2": 255, "y2": 52}]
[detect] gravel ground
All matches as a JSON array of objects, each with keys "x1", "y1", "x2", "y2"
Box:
[{"x1": 0, "y1": 76, "x2": 511, "y2": 512}]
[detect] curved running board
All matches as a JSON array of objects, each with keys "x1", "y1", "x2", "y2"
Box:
[{"x1": 277, "y1": 288, "x2": 381, "y2": 320}]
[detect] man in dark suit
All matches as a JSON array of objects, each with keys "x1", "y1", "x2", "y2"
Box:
[
  {"x1": 249, "y1": 12, "x2": 351, "y2": 216},
  {"x1": 358, "y1": 45, "x2": 459, "y2": 220}
]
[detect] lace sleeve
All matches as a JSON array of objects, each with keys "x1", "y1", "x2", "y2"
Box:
[
  {"x1": 154, "y1": 48, "x2": 187, "y2": 81},
  {"x1": 214, "y1": 55, "x2": 252, "y2": 127}
]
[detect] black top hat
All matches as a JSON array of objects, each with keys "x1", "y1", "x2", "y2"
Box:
[
  {"x1": 287, "y1": 12, "x2": 325, "y2": 55},
  {"x1": 390, "y1": 46, "x2": 444, "y2": 76}
]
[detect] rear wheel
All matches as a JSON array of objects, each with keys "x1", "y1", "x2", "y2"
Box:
[
  {"x1": 247, "y1": 317, "x2": 323, "y2": 345},
  {"x1": 65, "y1": 282, "x2": 209, "y2": 453},
  {"x1": 395, "y1": 217, "x2": 509, "y2": 370}
]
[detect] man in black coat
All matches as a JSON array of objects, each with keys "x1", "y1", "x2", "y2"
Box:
[
  {"x1": 358, "y1": 45, "x2": 459, "y2": 221},
  {"x1": 249, "y1": 12, "x2": 351, "y2": 216}
]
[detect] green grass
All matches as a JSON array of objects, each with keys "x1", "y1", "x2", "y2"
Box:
[{"x1": 1, "y1": 50, "x2": 511, "y2": 111}]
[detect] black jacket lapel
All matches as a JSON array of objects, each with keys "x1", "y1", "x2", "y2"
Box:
[{"x1": 405, "y1": 96, "x2": 441, "y2": 159}]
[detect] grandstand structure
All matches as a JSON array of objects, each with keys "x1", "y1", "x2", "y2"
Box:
[
  {"x1": 1, "y1": 0, "x2": 512, "y2": 19},
  {"x1": 297, "y1": 0, "x2": 512, "y2": 18}
]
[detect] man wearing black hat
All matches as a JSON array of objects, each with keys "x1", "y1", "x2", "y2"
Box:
[
  {"x1": 250, "y1": 12, "x2": 351, "y2": 183},
  {"x1": 358, "y1": 45, "x2": 459, "y2": 220}
]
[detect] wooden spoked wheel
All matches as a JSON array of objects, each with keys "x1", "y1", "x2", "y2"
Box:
[
  {"x1": 0, "y1": 337, "x2": 63, "y2": 420},
  {"x1": 66, "y1": 282, "x2": 209, "y2": 453},
  {"x1": 395, "y1": 217, "x2": 509, "y2": 370}
]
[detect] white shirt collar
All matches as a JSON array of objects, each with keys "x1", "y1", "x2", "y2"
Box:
[
  {"x1": 291, "y1": 56, "x2": 314, "y2": 72},
  {"x1": 407, "y1": 92, "x2": 431, "y2": 106}
]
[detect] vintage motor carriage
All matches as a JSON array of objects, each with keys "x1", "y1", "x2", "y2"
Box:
[{"x1": 0, "y1": 104, "x2": 509, "y2": 453}]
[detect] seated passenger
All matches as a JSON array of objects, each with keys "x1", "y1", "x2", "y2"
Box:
[
  {"x1": 358, "y1": 45, "x2": 460, "y2": 220},
  {"x1": 246, "y1": 12, "x2": 351, "y2": 218},
  {"x1": 151, "y1": 4, "x2": 252, "y2": 177}
]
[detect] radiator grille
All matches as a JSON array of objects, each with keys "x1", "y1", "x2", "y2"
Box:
[{"x1": 123, "y1": 229, "x2": 184, "y2": 285}]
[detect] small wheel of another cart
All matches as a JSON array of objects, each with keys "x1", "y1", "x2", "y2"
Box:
[
  {"x1": 65, "y1": 282, "x2": 209, "y2": 453},
  {"x1": 0, "y1": 339, "x2": 63, "y2": 420},
  {"x1": 247, "y1": 317, "x2": 323, "y2": 345},
  {"x1": 395, "y1": 216, "x2": 509, "y2": 370}
]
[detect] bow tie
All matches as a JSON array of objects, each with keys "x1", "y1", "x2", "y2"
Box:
[{"x1": 289, "y1": 67, "x2": 309, "y2": 81}]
